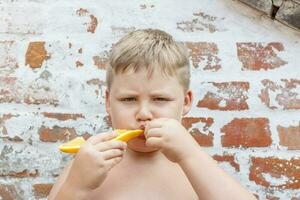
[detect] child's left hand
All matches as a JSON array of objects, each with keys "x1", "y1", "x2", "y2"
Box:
[{"x1": 144, "y1": 118, "x2": 200, "y2": 163}]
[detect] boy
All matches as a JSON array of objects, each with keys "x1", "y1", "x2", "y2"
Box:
[{"x1": 49, "y1": 29, "x2": 256, "y2": 199}]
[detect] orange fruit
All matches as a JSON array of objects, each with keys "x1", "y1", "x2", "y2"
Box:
[
  {"x1": 59, "y1": 137, "x2": 85, "y2": 154},
  {"x1": 59, "y1": 129, "x2": 144, "y2": 154},
  {"x1": 112, "y1": 129, "x2": 144, "y2": 142}
]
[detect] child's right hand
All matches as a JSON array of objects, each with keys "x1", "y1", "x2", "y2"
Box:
[{"x1": 64, "y1": 132, "x2": 127, "y2": 192}]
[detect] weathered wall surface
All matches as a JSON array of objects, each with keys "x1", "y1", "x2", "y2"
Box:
[
  {"x1": 239, "y1": 0, "x2": 300, "y2": 30},
  {"x1": 0, "y1": 0, "x2": 300, "y2": 199}
]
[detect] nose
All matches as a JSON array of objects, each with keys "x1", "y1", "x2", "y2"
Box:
[{"x1": 136, "y1": 102, "x2": 153, "y2": 122}]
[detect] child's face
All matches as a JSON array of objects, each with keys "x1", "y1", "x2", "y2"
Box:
[{"x1": 105, "y1": 68, "x2": 192, "y2": 153}]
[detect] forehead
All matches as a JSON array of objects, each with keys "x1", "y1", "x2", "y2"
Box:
[{"x1": 110, "y1": 68, "x2": 183, "y2": 94}]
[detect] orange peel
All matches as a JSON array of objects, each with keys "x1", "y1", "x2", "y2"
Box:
[{"x1": 59, "y1": 129, "x2": 144, "y2": 154}]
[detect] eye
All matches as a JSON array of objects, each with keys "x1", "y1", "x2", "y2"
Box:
[
  {"x1": 153, "y1": 97, "x2": 169, "y2": 102},
  {"x1": 121, "y1": 97, "x2": 136, "y2": 102}
]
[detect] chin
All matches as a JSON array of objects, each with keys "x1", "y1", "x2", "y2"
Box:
[{"x1": 127, "y1": 137, "x2": 158, "y2": 153}]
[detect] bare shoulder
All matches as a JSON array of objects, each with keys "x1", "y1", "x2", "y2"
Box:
[{"x1": 48, "y1": 160, "x2": 73, "y2": 199}]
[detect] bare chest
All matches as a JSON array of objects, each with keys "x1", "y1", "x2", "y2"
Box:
[{"x1": 88, "y1": 164, "x2": 198, "y2": 200}]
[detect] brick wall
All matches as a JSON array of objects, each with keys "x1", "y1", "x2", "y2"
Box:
[{"x1": 0, "y1": 0, "x2": 299, "y2": 199}]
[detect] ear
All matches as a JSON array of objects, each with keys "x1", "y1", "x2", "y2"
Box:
[
  {"x1": 105, "y1": 89, "x2": 111, "y2": 116},
  {"x1": 183, "y1": 90, "x2": 193, "y2": 116}
]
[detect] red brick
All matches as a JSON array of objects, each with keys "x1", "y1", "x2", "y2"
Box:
[
  {"x1": 1, "y1": 135, "x2": 23, "y2": 142},
  {"x1": 76, "y1": 60, "x2": 84, "y2": 67},
  {"x1": 87, "y1": 78, "x2": 106, "y2": 97},
  {"x1": 92, "y1": 58, "x2": 103, "y2": 68},
  {"x1": 212, "y1": 154, "x2": 240, "y2": 172},
  {"x1": 260, "y1": 79, "x2": 300, "y2": 110},
  {"x1": 0, "y1": 114, "x2": 22, "y2": 141},
  {"x1": 76, "y1": 8, "x2": 89, "y2": 16},
  {"x1": 0, "y1": 76, "x2": 58, "y2": 105},
  {"x1": 177, "y1": 11, "x2": 220, "y2": 33},
  {"x1": 25, "y1": 42, "x2": 50, "y2": 69},
  {"x1": 93, "y1": 51, "x2": 109, "y2": 70},
  {"x1": 42, "y1": 112, "x2": 84, "y2": 121},
  {"x1": 185, "y1": 42, "x2": 221, "y2": 71},
  {"x1": 33, "y1": 183, "x2": 53, "y2": 198},
  {"x1": 249, "y1": 157, "x2": 300, "y2": 189},
  {"x1": 76, "y1": 8, "x2": 98, "y2": 33},
  {"x1": 0, "y1": 169, "x2": 38, "y2": 178},
  {"x1": 0, "y1": 114, "x2": 15, "y2": 135},
  {"x1": 0, "y1": 184, "x2": 20, "y2": 200},
  {"x1": 191, "y1": 132, "x2": 214, "y2": 147},
  {"x1": 0, "y1": 77, "x2": 19, "y2": 103},
  {"x1": 277, "y1": 122, "x2": 300, "y2": 150},
  {"x1": 253, "y1": 193, "x2": 259, "y2": 199},
  {"x1": 266, "y1": 195, "x2": 280, "y2": 200},
  {"x1": 221, "y1": 118, "x2": 272, "y2": 147},
  {"x1": 87, "y1": 15, "x2": 98, "y2": 33},
  {"x1": 197, "y1": 82, "x2": 249, "y2": 111},
  {"x1": 182, "y1": 117, "x2": 214, "y2": 147},
  {"x1": 24, "y1": 77, "x2": 59, "y2": 106},
  {"x1": 38, "y1": 126, "x2": 78, "y2": 142},
  {"x1": 0, "y1": 41, "x2": 18, "y2": 73},
  {"x1": 24, "y1": 95, "x2": 59, "y2": 106},
  {"x1": 237, "y1": 42, "x2": 287, "y2": 70},
  {"x1": 81, "y1": 132, "x2": 92, "y2": 140}
]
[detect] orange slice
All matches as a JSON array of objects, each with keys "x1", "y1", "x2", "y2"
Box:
[
  {"x1": 59, "y1": 129, "x2": 144, "y2": 154},
  {"x1": 111, "y1": 129, "x2": 144, "y2": 142},
  {"x1": 59, "y1": 137, "x2": 85, "y2": 154}
]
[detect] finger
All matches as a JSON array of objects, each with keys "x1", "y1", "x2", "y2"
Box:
[
  {"x1": 105, "y1": 157, "x2": 123, "y2": 171},
  {"x1": 102, "y1": 149, "x2": 125, "y2": 160},
  {"x1": 94, "y1": 140, "x2": 127, "y2": 152},
  {"x1": 146, "y1": 137, "x2": 162, "y2": 148},
  {"x1": 145, "y1": 128, "x2": 162, "y2": 139},
  {"x1": 86, "y1": 132, "x2": 118, "y2": 145},
  {"x1": 145, "y1": 120, "x2": 163, "y2": 133}
]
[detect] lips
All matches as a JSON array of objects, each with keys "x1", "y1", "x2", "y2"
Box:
[
  {"x1": 138, "y1": 132, "x2": 146, "y2": 138},
  {"x1": 139, "y1": 124, "x2": 146, "y2": 130},
  {"x1": 138, "y1": 125, "x2": 146, "y2": 138}
]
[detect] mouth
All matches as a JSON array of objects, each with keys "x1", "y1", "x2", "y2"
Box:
[
  {"x1": 138, "y1": 125, "x2": 146, "y2": 138},
  {"x1": 138, "y1": 132, "x2": 146, "y2": 139},
  {"x1": 117, "y1": 125, "x2": 146, "y2": 140}
]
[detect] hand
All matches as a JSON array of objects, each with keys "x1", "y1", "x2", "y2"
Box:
[
  {"x1": 144, "y1": 118, "x2": 200, "y2": 163},
  {"x1": 65, "y1": 132, "x2": 127, "y2": 191}
]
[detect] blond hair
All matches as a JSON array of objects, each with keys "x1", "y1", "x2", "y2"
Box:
[{"x1": 106, "y1": 29, "x2": 190, "y2": 92}]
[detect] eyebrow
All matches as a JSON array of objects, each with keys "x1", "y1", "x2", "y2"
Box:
[
  {"x1": 114, "y1": 90, "x2": 139, "y2": 96},
  {"x1": 149, "y1": 91, "x2": 173, "y2": 96},
  {"x1": 115, "y1": 90, "x2": 174, "y2": 97}
]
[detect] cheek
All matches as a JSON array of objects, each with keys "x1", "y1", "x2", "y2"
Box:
[
  {"x1": 153, "y1": 104, "x2": 183, "y2": 119},
  {"x1": 110, "y1": 106, "x2": 134, "y2": 127}
]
